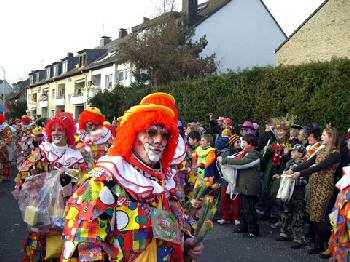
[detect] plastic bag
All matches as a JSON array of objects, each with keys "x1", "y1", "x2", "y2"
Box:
[
  {"x1": 17, "y1": 169, "x2": 65, "y2": 229},
  {"x1": 276, "y1": 174, "x2": 295, "y2": 202},
  {"x1": 220, "y1": 164, "x2": 237, "y2": 197}
]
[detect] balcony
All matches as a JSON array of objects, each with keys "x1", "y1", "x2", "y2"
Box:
[
  {"x1": 70, "y1": 95, "x2": 87, "y2": 105},
  {"x1": 40, "y1": 101, "x2": 48, "y2": 107},
  {"x1": 54, "y1": 97, "x2": 65, "y2": 106}
]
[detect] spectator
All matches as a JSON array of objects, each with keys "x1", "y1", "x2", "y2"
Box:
[{"x1": 290, "y1": 128, "x2": 340, "y2": 255}]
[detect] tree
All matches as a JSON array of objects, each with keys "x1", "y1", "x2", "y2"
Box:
[{"x1": 119, "y1": 12, "x2": 217, "y2": 86}]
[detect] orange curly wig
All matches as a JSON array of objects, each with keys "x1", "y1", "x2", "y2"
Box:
[
  {"x1": 79, "y1": 107, "x2": 105, "y2": 130},
  {"x1": 45, "y1": 112, "x2": 77, "y2": 146},
  {"x1": 109, "y1": 93, "x2": 179, "y2": 169}
]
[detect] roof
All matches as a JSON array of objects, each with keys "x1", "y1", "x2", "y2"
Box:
[
  {"x1": 132, "y1": 11, "x2": 182, "y2": 33},
  {"x1": 193, "y1": 0, "x2": 287, "y2": 38},
  {"x1": 8, "y1": 79, "x2": 29, "y2": 101},
  {"x1": 275, "y1": 0, "x2": 328, "y2": 52}
]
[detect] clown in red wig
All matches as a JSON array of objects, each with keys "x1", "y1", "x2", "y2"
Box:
[
  {"x1": 77, "y1": 107, "x2": 113, "y2": 168},
  {"x1": 15, "y1": 112, "x2": 88, "y2": 261},
  {"x1": 0, "y1": 113, "x2": 13, "y2": 181},
  {"x1": 63, "y1": 93, "x2": 204, "y2": 262},
  {"x1": 16, "y1": 115, "x2": 35, "y2": 167}
]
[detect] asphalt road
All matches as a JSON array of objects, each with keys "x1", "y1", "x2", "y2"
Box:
[{"x1": 0, "y1": 170, "x2": 323, "y2": 262}]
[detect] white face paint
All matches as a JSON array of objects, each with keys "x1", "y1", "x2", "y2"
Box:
[
  {"x1": 144, "y1": 142, "x2": 166, "y2": 162},
  {"x1": 53, "y1": 135, "x2": 64, "y2": 145}
]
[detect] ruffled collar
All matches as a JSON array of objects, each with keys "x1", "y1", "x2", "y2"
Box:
[
  {"x1": 80, "y1": 127, "x2": 112, "y2": 145},
  {"x1": 95, "y1": 155, "x2": 176, "y2": 200},
  {"x1": 40, "y1": 142, "x2": 84, "y2": 167}
]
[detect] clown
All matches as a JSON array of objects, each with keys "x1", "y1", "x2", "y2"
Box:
[
  {"x1": 62, "y1": 93, "x2": 203, "y2": 262},
  {"x1": 0, "y1": 113, "x2": 13, "y2": 181},
  {"x1": 16, "y1": 112, "x2": 88, "y2": 261},
  {"x1": 261, "y1": 116, "x2": 293, "y2": 222},
  {"x1": 77, "y1": 107, "x2": 113, "y2": 169},
  {"x1": 103, "y1": 120, "x2": 116, "y2": 139},
  {"x1": 16, "y1": 115, "x2": 35, "y2": 167}
]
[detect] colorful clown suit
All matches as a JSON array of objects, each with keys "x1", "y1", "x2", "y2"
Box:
[
  {"x1": 329, "y1": 167, "x2": 350, "y2": 261},
  {"x1": 62, "y1": 93, "x2": 192, "y2": 262},
  {"x1": 15, "y1": 113, "x2": 88, "y2": 261},
  {"x1": 77, "y1": 107, "x2": 113, "y2": 169},
  {"x1": 16, "y1": 115, "x2": 35, "y2": 168},
  {"x1": 0, "y1": 114, "x2": 13, "y2": 181}
]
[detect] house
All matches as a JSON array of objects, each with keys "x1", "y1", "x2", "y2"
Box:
[
  {"x1": 184, "y1": 0, "x2": 287, "y2": 72},
  {"x1": 8, "y1": 79, "x2": 29, "y2": 104},
  {"x1": 0, "y1": 79, "x2": 13, "y2": 101},
  {"x1": 26, "y1": 29, "x2": 135, "y2": 120},
  {"x1": 276, "y1": 0, "x2": 350, "y2": 66}
]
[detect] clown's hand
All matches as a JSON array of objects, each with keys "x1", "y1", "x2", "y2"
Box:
[{"x1": 185, "y1": 238, "x2": 204, "y2": 261}]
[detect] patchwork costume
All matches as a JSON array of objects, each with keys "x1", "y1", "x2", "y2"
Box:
[
  {"x1": 16, "y1": 113, "x2": 87, "y2": 261},
  {"x1": 63, "y1": 93, "x2": 192, "y2": 261},
  {"x1": 0, "y1": 114, "x2": 13, "y2": 181},
  {"x1": 77, "y1": 107, "x2": 113, "y2": 169}
]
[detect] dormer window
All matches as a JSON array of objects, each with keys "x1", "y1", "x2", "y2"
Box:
[
  {"x1": 46, "y1": 68, "x2": 51, "y2": 79},
  {"x1": 80, "y1": 54, "x2": 87, "y2": 67},
  {"x1": 62, "y1": 60, "x2": 68, "y2": 73},
  {"x1": 36, "y1": 72, "x2": 40, "y2": 83},
  {"x1": 53, "y1": 65, "x2": 59, "y2": 76},
  {"x1": 30, "y1": 75, "x2": 34, "y2": 85}
]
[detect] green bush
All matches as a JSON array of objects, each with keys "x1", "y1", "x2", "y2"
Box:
[{"x1": 89, "y1": 58, "x2": 350, "y2": 133}]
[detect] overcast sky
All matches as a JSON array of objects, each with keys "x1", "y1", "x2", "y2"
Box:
[{"x1": 0, "y1": 0, "x2": 324, "y2": 83}]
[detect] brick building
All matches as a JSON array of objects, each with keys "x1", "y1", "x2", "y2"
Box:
[{"x1": 276, "y1": 0, "x2": 350, "y2": 66}]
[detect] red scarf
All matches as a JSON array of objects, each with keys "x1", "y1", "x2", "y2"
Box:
[{"x1": 234, "y1": 145, "x2": 255, "y2": 160}]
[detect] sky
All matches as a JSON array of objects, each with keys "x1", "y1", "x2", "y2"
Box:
[{"x1": 0, "y1": 0, "x2": 325, "y2": 84}]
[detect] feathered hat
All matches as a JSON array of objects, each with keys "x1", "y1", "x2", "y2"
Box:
[
  {"x1": 110, "y1": 92, "x2": 179, "y2": 169},
  {"x1": 270, "y1": 114, "x2": 296, "y2": 130},
  {"x1": 79, "y1": 107, "x2": 105, "y2": 130}
]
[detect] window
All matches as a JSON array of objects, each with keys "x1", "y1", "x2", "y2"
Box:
[
  {"x1": 117, "y1": 70, "x2": 125, "y2": 82},
  {"x1": 51, "y1": 110, "x2": 55, "y2": 117},
  {"x1": 80, "y1": 54, "x2": 87, "y2": 67},
  {"x1": 57, "y1": 88, "x2": 65, "y2": 99},
  {"x1": 62, "y1": 61, "x2": 68, "y2": 73},
  {"x1": 30, "y1": 75, "x2": 34, "y2": 85},
  {"x1": 36, "y1": 72, "x2": 40, "y2": 82},
  {"x1": 46, "y1": 68, "x2": 51, "y2": 79},
  {"x1": 105, "y1": 74, "x2": 113, "y2": 89},
  {"x1": 51, "y1": 89, "x2": 55, "y2": 98},
  {"x1": 32, "y1": 93, "x2": 37, "y2": 102},
  {"x1": 74, "y1": 81, "x2": 85, "y2": 96},
  {"x1": 53, "y1": 65, "x2": 59, "y2": 76}
]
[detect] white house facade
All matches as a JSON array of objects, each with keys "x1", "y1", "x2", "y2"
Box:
[{"x1": 191, "y1": 0, "x2": 287, "y2": 72}]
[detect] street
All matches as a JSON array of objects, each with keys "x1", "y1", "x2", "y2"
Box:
[{"x1": 0, "y1": 170, "x2": 323, "y2": 262}]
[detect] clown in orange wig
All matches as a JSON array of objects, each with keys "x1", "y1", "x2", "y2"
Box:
[
  {"x1": 77, "y1": 107, "x2": 113, "y2": 168},
  {"x1": 63, "y1": 93, "x2": 203, "y2": 262}
]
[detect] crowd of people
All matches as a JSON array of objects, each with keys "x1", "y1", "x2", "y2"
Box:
[{"x1": 0, "y1": 92, "x2": 349, "y2": 261}]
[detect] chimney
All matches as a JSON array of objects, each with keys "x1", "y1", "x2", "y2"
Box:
[
  {"x1": 100, "y1": 36, "x2": 112, "y2": 46},
  {"x1": 67, "y1": 52, "x2": 73, "y2": 59},
  {"x1": 119, "y1": 28, "x2": 128, "y2": 38},
  {"x1": 143, "y1": 17, "x2": 150, "y2": 23},
  {"x1": 182, "y1": 0, "x2": 198, "y2": 25}
]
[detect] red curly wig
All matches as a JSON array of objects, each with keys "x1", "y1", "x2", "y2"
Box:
[
  {"x1": 45, "y1": 112, "x2": 77, "y2": 146},
  {"x1": 21, "y1": 115, "x2": 31, "y2": 125},
  {"x1": 79, "y1": 107, "x2": 105, "y2": 130},
  {"x1": 0, "y1": 113, "x2": 6, "y2": 124},
  {"x1": 109, "y1": 93, "x2": 179, "y2": 169}
]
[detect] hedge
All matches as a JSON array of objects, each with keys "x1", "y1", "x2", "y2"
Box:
[{"x1": 89, "y1": 58, "x2": 350, "y2": 133}]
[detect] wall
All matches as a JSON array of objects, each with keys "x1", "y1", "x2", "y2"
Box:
[
  {"x1": 277, "y1": 0, "x2": 350, "y2": 65},
  {"x1": 193, "y1": 0, "x2": 286, "y2": 72}
]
